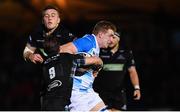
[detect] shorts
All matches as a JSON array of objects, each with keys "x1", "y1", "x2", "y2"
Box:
[
  {"x1": 99, "y1": 89, "x2": 127, "y2": 110},
  {"x1": 69, "y1": 88, "x2": 105, "y2": 111}
]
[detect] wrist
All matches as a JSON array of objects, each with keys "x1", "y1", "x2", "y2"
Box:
[
  {"x1": 23, "y1": 46, "x2": 34, "y2": 61},
  {"x1": 134, "y1": 85, "x2": 140, "y2": 90}
]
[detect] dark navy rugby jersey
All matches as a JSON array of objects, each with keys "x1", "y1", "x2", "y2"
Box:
[
  {"x1": 42, "y1": 53, "x2": 85, "y2": 96},
  {"x1": 94, "y1": 49, "x2": 135, "y2": 91},
  {"x1": 27, "y1": 24, "x2": 75, "y2": 57}
]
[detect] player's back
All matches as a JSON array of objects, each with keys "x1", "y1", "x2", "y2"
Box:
[
  {"x1": 42, "y1": 53, "x2": 74, "y2": 96},
  {"x1": 41, "y1": 53, "x2": 76, "y2": 110}
]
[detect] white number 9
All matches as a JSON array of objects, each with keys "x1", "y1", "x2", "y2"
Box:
[{"x1": 49, "y1": 67, "x2": 55, "y2": 79}]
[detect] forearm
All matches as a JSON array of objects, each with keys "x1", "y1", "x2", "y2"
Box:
[
  {"x1": 23, "y1": 51, "x2": 33, "y2": 61},
  {"x1": 85, "y1": 56, "x2": 103, "y2": 66},
  {"x1": 129, "y1": 66, "x2": 141, "y2": 100},
  {"x1": 74, "y1": 55, "x2": 100, "y2": 67},
  {"x1": 129, "y1": 66, "x2": 140, "y2": 90},
  {"x1": 75, "y1": 56, "x2": 103, "y2": 74},
  {"x1": 23, "y1": 44, "x2": 43, "y2": 63}
]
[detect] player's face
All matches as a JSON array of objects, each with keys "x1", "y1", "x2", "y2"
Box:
[
  {"x1": 43, "y1": 9, "x2": 60, "y2": 30},
  {"x1": 101, "y1": 29, "x2": 114, "y2": 48},
  {"x1": 109, "y1": 35, "x2": 120, "y2": 48}
]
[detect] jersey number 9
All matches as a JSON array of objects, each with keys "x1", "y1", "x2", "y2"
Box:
[{"x1": 49, "y1": 67, "x2": 56, "y2": 79}]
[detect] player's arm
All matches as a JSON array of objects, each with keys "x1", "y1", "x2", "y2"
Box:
[
  {"x1": 128, "y1": 66, "x2": 141, "y2": 100},
  {"x1": 75, "y1": 55, "x2": 103, "y2": 67},
  {"x1": 23, "y1": 43, "x2": 43, "y2": 64},
  {"x1": 60, "y1": 42, "x2": 77, "y2": 54},
  {"x1": 85, "y1": 56, "x2": 103, "y2": 77},
  {"x1": 60, "y1": 36, "x2": 93, "y2": 54},
  {"x1": 74, "y1": 55, "x2": 103, "y2": 77},
  {"x1": 85, "y1": 56, "x2": 103, "y2": 66}
]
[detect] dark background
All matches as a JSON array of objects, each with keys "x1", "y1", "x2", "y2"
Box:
[{"x1": 0, "y1": 0, "x2": 180, "y2": 110}]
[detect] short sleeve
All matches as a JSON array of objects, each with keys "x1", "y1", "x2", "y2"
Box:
[
  {"x1": 127, "y1": 50, "x2": 135, "y2": 68},
  {"x1": 73, "y1": 35, "x2": 94, "y2": 52}
]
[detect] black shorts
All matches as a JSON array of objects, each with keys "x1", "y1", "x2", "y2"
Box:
[
  {"x1": 41, "y1": 92, "x2": 70, "y2": 111},
  {"x1": 99, "y1": 89, "x2": 127, "y2": 110}
]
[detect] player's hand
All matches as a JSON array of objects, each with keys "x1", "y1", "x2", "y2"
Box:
[
  {"x1": 93, "y1": 71, "x2": 99, "y2": 77},
  {"x1": 133, "y1": 89, "x2": 141, "y2": 100},
  {"x1": 29, "y1": 53, "x2": 44, "y2": 64}
]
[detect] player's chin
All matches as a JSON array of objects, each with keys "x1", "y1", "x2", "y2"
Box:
[
  {"x1": 104, "y1": 45, "x2": 109, "y2": 48},
  {"x1": 108, "y1": 44, "x2": 113, "y2": 48},
  {"x1": 47, "y1": 25, "x2": 55, "y2": 30}
]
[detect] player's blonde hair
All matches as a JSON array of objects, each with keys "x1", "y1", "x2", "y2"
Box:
[{"x1": 92, "y1": 20, "x2": 116, "y2": 35}]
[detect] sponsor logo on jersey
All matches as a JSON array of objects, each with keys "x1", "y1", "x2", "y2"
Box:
[
  {"x1": 36, "y1": 39, "x2": 44, "y2": 42},
  {"x1": 69, "y1": 33, "x2": 73, "y2": 36},
  {"x1": 47, "y1": 80, "x2": 62, "y2": 91},
  {"x1": 103, "y1": 64, "x2": 124, "y2": 71}
]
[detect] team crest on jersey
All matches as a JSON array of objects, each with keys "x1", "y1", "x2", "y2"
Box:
[
  {"x1": 69, "y1": 33, "x2": 73, "y2": 36},
  {"x1": 117, "y1": 55, "x2": 125, "y2": 60},
  {"x1": 47, "y1": 80, "x2": 62, "y2": 91}
]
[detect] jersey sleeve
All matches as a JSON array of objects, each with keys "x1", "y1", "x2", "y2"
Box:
[
  {"x1": 72, "y1": 35, "x2": 93, "y2": 52},
  {"x1": 27, "y1": 34, "x2": 36, "y2": 47},
  {"x1": 57, "y1": 25, "x2": 77, "y2": 45},
  {"x1": 27, "y1": 24, "x2": 43, "y2": 47},
  {"x1": 127, "y1": 50, "x2": 136, "y2": 68}
]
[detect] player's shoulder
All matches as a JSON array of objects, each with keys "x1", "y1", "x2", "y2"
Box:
[
  {"x1": 45, "y1": 53, "x2": 74, "y2": 64},
  {"x1": 117, "y1": 49, "x2": 133, "y2": 57},
  {"x1": 29, "y1": 25, "x2": 43, "y2": 39},
  {"x1": 55, "y1": 24, "x2": 76, "y2": 40},
  {"x1": 73, "y1": 34, "x2": 94, "y2": 47},
  {"x1": 81, "y1": 34, "x2": 95, "y2": 41},
  {"x1": 59, "y1": 53, "x2": 74, "y2": 58}
]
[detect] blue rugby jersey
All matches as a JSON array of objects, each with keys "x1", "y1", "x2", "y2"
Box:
[{"x1": 72, "y1": 34, "x2": 100, "y2": 91}]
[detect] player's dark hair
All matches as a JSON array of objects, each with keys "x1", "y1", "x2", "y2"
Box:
[
  {"x1": 43, "y1": 35, "x2": 60, "y2": 55},
  {"x1": 42, "y1": 5, "x2": 61, "y2": 17}
]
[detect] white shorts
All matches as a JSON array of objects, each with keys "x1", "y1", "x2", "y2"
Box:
[{"x1": 69, "y1": 89, "x2": 105, "y2": 111}]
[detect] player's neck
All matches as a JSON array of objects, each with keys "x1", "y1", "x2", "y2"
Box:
[{"x1": 46, "y1": 24, "x2": 59, "y2": 36}]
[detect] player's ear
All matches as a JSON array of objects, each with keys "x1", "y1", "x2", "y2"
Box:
[
  {"x1": 57, "y1": 18, "x2": 60, "y2": 24},
  {"x1": 99, "y1": 32, "x2": 103, "y2": 38}
]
